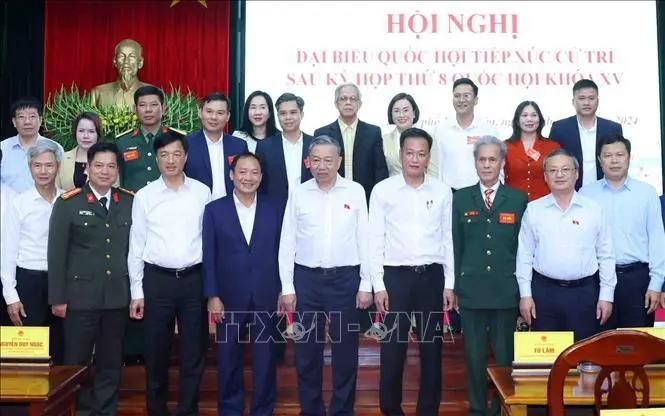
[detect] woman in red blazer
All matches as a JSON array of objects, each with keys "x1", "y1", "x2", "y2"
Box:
[{"x1": 504, "y1": 101, "x2": 560, "y2": 201}]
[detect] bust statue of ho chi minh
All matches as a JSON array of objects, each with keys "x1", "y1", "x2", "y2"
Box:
[{"x1": 90, "y1": 39, "x2": 152, "y2": 109}]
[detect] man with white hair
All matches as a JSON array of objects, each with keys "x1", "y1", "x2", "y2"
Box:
[{"x1": 1, "y1": 140, "x2": 63, "y2": 360}]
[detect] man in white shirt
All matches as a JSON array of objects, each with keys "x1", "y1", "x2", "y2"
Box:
[
  {"x1": 1, "y1": 141, "x2": 63, "y2": 360},
  {"x1": 516, "y1": 148, "x2": 616, "y2": 340},
  {"x1": 434, "y1": 78, "x2": 499, "y2": 190},
  {"x1": 1, "y1": 97, "x2": 64, "y2": 193},
  {"x1": 368, "y1": 127, "x2": 454, "y2": 416},
  {"x1": 278, "y1": 135, "x2": 373, "y2": 416},
  {"x1": 128, "y1": 131, "x2": 212, "y2": 416}
]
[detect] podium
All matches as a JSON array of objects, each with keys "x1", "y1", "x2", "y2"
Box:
[{"x1": 0, "y1": 366, "x2": 87, "y2": 416}]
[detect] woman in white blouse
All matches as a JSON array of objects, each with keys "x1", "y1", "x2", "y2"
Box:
[
  {"x1": 231, "y1": 90, "x2": 279, "y2": 153},
  {"x1": 382, "y1": 93, "x2": 438, "y2": 177}
]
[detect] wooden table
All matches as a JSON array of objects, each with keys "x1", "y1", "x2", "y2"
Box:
[
  {"x1": 488, "y1": 366, "x2": 665, "y2": 416},
  {"x1": 0, "y1": 365, "x2": 87, "y2": 416}
]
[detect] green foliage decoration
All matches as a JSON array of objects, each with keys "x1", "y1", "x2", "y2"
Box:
[{"x1": 44, "y1": 84, "x2": 200, "y2": 151}]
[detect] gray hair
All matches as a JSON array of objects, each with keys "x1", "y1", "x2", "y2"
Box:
[
  {"x1": 308, "y1": 135, "x2": 341, "y2": 156},
  {"x1": 542, "y1": 147, "x2": 580, "y2": 171},
  {"x1": 472, "y1": 136, "x2": 506, "y2": 160},
  {"x1": 27, "y1": 141, "x2": 62, "y2": 164},
  {"x1": 334, "y1": 83, "x2": 362, "y2": 105}
]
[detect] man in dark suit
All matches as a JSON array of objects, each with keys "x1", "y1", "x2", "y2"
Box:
[
  {"x1": 185, "y1": 92, "x2": 249, "y2": 200},
  {"x1": 452, "y1": 136, "x2": 528, "y2": 416},
  {"x1": 313, "y1": 83, "x2": 388, "y2": 200},
  {"x1": 203, "y1": 152, "x2": 282, "y2": 416},
  {"x1": 256, "y1": 92, "x2": 313, "y2": 214},
  {"x1": 549, "y1": 79, "x2": 622, "y2": 190},
  {"x1": 48, "y1": 142, "x2": 133, "y2": 416}
]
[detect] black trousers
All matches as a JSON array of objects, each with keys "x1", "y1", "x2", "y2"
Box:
[
  {"x1": 143, "y1": 263, "x2": 208, "y2": 416},
  {"x1": 293, "y1": 264, "x2": 360, "y2": 416},
  {"x1": 604, "y1": 263, "x2": 654, "y2": 329},
  {"x1": 379, "y1": 264, "x2": 444, "y2": 416},
  {"x1": 64, "y1": 307, "x2": 127, "y2": 416},
  {"x1": 0, "y1": 267, "x2": 64, "y2": 364},
  {"x1": 531, "y1": 271, "x2": 600, "y2": 341}
]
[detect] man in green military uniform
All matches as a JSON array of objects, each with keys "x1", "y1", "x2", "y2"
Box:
[
  {"x1": 452, "y1": 135, "x2": 528, "y2": 416},
  {"x1": 116, "y1": 85, "x2": 180, "y2": 192},
  {"x1": 48, "y1": 142, "x2": 133, "y2": 416}
]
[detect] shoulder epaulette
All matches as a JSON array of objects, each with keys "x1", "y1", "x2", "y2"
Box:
[
  {"x1": 61, "y1": 188, "x2": 82, "y2": 200},
  {"x1": 167, "y1": 127, "x2": 187, "y2": 135},
  {"x1": 116, "y1": 128, "x2": 136, "y2": 139},
  {"x1": 118, "y1": 187, "x2": 135, "y2": 196}
]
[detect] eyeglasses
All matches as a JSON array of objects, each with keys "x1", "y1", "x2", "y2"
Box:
[
  {"x1": 337, "y1": 96, "x2": 359, "y2": 103},
  {"x1": 545, "y1": 167, "x2": 576, "y2": 176}
]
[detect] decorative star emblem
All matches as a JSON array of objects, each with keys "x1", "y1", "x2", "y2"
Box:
[{"x1": 170, "y1": 0, "x2": 207, "y2": 7}]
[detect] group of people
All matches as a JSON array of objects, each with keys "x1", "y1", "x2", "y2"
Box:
[{"x1": 1, "y1": 76, "x2": 664, "y2": 416}]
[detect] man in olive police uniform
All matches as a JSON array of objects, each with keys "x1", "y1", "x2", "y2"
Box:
[
  {"x1": 48, "y1": 142, "x2": 133, "y2": 416},
  {"x1": 452, "y1": 136, "x2": 527, "y2": 416}
]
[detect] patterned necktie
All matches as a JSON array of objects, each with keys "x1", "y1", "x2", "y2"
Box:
[
  {"x1": 484, "y1": 189, "x2": 494, "y2": 210},
  {"x1": 99, "y1": 197, "x2": 108, "y2": 215}
]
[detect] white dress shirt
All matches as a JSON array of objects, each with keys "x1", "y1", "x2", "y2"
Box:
[
  {"x1": 232, "y1": 130, "x2": 258, "y2": 153},
  {"x1": 368, "y1": 174, "x2": 454, "y2": 292},
  {"x1": 577, "y1": 118, "x2": 598, "y2": 186},
  {"x1": 1, "y1": 184, "x2": 17, "y2": 235},
  {"x1": 205, "y1": 132, "x2": 227, "y2": 200},
  {"x1": 0, "y1": 135, "x2": 64, "y2": 193},
  {"x1": 278, "y1": 175, "x2": 371, "y2": 295},
  {"x1": 434, "y1": 117, "x2": 499, "y2": 189},
  {"x1": 233, "y1": 191, "x2": 257, "y2": 245},
  {"x1": 282, "y1": 133, "x2": 304, "y2": 193},
  {"x1": 128, "y1": 175, "x2": 212, "y2": 299},
  {"x1": 1, "y1": 186, "x2": 62, "y2": 304},
  {"x1": 516, "y1": 192, "x2": 616, "y2": 302}
]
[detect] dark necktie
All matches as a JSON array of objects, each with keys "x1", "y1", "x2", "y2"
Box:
[
  {"x1": 146, "y1": 132, "x2": 154, "y2": 142},
  {"x1": 99, "y1": 197, "x2": 108, "y2": 215}
]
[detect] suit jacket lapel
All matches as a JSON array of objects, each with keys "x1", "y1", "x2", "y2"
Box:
[
  {"x1": 328, "y1": 122, "x2": 345, "y2": 176},
  {"x1": 222, "y1": 134, "x2": 236, "y2": 195},
  {"x1": 229, "y1": 196, "x2": 250, "y2": 248},
  {"x1": 248, "y1": 196, "x2": 264, "y2": 248},
  {"x1": 199, "y1": 132, "x2": 213, "y2": 187},
  {"x1": 491, "y1": 185, "x2": 508, "y2": 212},
  {"x1": 471, "y1": 184, "x2": 487, "y2": 213},
  {"x1": 300, "y1": 135, "x2": 312, "y2": 183},
  {"x1": 84, "y1": 184, "x2": 108, "y2": 219},
  {"x1": 274, "y1": 136, "x2": 288, "y2": 188}
]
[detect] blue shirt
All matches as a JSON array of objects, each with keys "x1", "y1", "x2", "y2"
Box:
[
  {"x1": 0, "y1": 135, "x2": 64, "y2": 193},
  {"x1": 580, "y1": 177, "x2": 665, "y2": 293},
  {"x1": 516, "y1": 192, "x2": 616, "y2": 302}
]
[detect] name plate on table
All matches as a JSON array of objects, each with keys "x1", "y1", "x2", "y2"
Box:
[
  {"x1": 601, "y1": 408, "x2": 665, "y2": 415},
  {"x1": 0, "y1": 326, "x2": 50, "y2": 360},
  {"x1": 514, "y1": 331, "x2": 574, "y2": 364},
  {"x1": 617, "y1": 327, "x2": 665, "y2": 340}
]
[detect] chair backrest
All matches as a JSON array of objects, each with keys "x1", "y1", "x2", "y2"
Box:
[{"x1": 546, "y1": 330, "x2": 665, "y2": 416}]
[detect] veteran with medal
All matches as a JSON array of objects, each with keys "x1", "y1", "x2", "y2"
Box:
[
  {"x1": 48, "y1": 142, "x2": 134, "y2": 416},
  {"x1": 452, "y1": 136, "x2": 527, "y2": 416}
]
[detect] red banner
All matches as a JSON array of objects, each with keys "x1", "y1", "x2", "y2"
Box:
[{"x1": 43, "y1": 0, "x2": 230, "y2": 100}]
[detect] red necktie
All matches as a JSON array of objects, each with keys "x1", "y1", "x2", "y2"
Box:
[{"x1": 484, "y1": 189, "x2": 494, "y2": 210}]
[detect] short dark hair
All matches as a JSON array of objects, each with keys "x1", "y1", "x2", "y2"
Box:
[
  {"x1": 134, "y1": 85, "x2": 165, "y2": 105},
  {"x1": 87, "y1": 142, "x2": 120, "y2": 165},
  {"x1": 507, "y1": 101, "x2": 547, "y2": 143},
  {"x1": 452, "y1": 78, "x2": 478, "y2": 96},
  {"x1": 572, "y1": 79, "x2": 598, "y2": 95},
  {"x1": 399, "y1": 127, "x2": 433, "y2": 151},
  {"x1": 387, "y1": 93, "x2": 420, "y2": 125},
  {"x1": 11, "y1": 97, "x2": 43, "y2": 118},
  {"x1": 597, "y1": 133, "x2": 631, "y2": 156},
  {"x1": 153, "y1": 130, "x2": 188, "y2": 153},
  {"x1": 238, "y1": 90, "x2": 279, "y2": 139},
  {"x1": 230, "y1": 152, "x2": 262, "y2": 172},
  {"x1": 275, "y1": 93, "x2": 304, "y2": 112},
  {"x1": 72, "y1": 112, "x2": 103, "y2": 142},
  {"x1": 200, "y1": 92, "x2": 231, "y2": 109}
]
